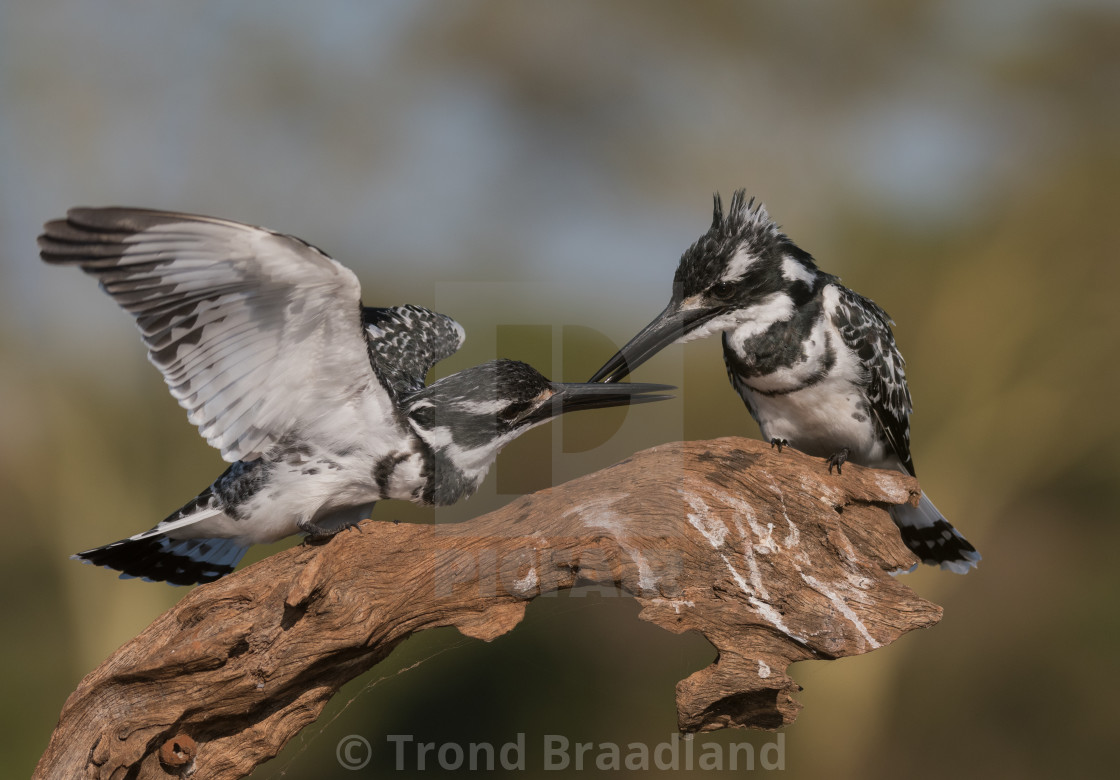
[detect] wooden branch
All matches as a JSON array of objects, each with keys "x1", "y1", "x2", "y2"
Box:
[{"x1": 35, "y1": 437, "x2": 941, "y2": 779}]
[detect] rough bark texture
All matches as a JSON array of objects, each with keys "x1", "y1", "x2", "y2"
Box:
[{"x1": 35, "y1": 437, "x2": 942, "y2": 779}]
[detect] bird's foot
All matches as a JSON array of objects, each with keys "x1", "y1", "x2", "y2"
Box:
[
  {"x1": 770, "y1": 438, "x2": 789, "y2": 453},
  {"x1": 297, "y1": 518, "x2": 344, "y2": 543},
  {"x1": 827, "y1": 448, "x2": 850, "y2": 475}
]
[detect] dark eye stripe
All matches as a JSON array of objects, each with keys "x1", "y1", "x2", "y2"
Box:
[
  {"x1": 499, "y1": 401, "x2": 532, "y2": 423},
  {"x1": 410, "y1": 406, "x2": 435, "y2": 428}
]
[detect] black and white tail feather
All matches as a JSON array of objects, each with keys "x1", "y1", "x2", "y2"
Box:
[
  {"x1": 890, "y1": 494, "x2": 980, "y2": 575},
  {"x1": 76, "y1": 532, "x2": 247, "y2": 587},
  {"x1": 71, "y1": 484, "x2": 245, "y2": 585}
]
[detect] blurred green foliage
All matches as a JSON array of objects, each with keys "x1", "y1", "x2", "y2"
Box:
[{"x1": 2, "y1": 1, "x2": 1118, "y2": 778}]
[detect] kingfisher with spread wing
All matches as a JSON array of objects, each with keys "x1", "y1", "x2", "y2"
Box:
[{"x1": 41, "y1": 208, "x2": 671, "y2": 585}]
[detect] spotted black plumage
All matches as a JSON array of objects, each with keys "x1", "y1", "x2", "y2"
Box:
[
  {"x1": 213, "y1": 460, "x2": 271, "y2": 520},
  {"x1": 363, "y1": 304, "x2": 465, "y2": 397},
  {"x1": 590, "y1": 190, "x2": 979, "y2": 573},
  {"x1": 42, "y1": 207, "x2": 672, "y2": 584},
  {"x1": 830, "y1": 286, "x2": 914, "y2": 475}
]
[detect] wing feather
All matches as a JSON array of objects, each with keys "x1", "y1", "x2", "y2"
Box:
[
  {"x1": 830, "y1": 287, "x2": 915, "y2": 474},
  {"x1": 363, "y1": 304, "x2": 465, "y2": 396},
  {"x1": 40, "y1": 207, "x2": 395, "y2": 462}
]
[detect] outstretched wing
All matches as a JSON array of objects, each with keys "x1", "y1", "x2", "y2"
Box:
[
  {"x1": 362, "y1": 305, "x2": 465, "y2": 396},
  {"x1": 39, "y1": 207, "x2": 394, "y2": 462},
  {"x1": 830, "y1": 286, "x2": 915, "y2": 474}
]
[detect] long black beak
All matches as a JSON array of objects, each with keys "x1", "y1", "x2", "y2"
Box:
[
  {"x1": 524, "y1": 381, "x2": 675, "y2": 424},
  {"x1": 588, "y1": 302, "x2": 724, "y2": 383}
]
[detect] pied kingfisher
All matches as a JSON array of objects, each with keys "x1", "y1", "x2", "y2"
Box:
[
  {"x1": 590, "y1": 191, "x2": 979, "y2": 573},
  {"x1": 41, "y1": 208, "x2": 671, "y2": 585}
]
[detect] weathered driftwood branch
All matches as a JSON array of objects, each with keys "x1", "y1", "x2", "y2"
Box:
[{"x1": 35, "y1": 437, "x2": 941, "y2": 779}]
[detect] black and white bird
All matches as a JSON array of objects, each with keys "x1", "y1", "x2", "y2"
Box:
[
  {"x1": 41, "y1": 208, "x2": 671, "y2": 585},
  {"x1": 590, "y1": 191, "x2": 979, "y2": 573}
]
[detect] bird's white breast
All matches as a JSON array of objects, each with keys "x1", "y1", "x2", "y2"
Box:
[
  {"x1": 732, "y1": 303, "x2": 889, "y2": 467},
  {"x1": 749, "y1": 375, "x2": 885, "y2": 464}
]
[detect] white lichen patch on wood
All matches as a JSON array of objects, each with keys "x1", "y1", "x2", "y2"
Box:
[
  {"x1": 680, "y1": 490, "x2": 731, "y2": 549},
  {"x1": 512, "y1": 567, "x2": 538, "y2": 594},
  {"x1": 572, "y1": 496, "x2": 659, "y2": 593},
  {"x1": 799, "y1": 572, "x2": 881, "y2": 650}
]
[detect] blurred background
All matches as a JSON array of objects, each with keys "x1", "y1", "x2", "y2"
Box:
[{"x1": 3, "y1": 1, "x2": 1117, "y2": 777}]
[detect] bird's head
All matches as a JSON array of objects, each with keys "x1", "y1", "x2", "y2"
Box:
[
  {"x1": 590, "y1": 191, "x2": 823, "y2": 383},
  {"x1": 403, "y1": 359, "x2": 672, "y2": 502}
]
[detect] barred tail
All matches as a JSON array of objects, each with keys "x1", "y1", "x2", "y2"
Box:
[
  {"x1": 889, "y1": 491, "x2": 980, "y2": 574},
  {"x1": 74, "y1": 532, "x2": 248, "y2": 586}
]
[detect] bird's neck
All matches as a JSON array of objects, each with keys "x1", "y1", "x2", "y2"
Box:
[
  {"x1": 423, "y1": 448, "x2": 494, "y2": 506},
  {"x1": 419, "y1": 428, "x2": 521, "y2": 505}
]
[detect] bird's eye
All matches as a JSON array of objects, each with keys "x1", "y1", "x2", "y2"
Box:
[
  {"x1": 499, "y1": 402, "x2": 529, "y2": 425},
  {"x1": 410, "y1": 406, "x2": 435, "y2": 428},
  {"x1": 710, "y1": 281, "x2": 737, "y2": 301}
]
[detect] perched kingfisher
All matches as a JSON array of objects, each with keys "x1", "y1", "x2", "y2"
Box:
[
  {"x1": 590, "y1": 191, "x2": 979, "y2": 573},
  {"x1": 41, "y1": 208, "x2": 671, "y2": 585}
]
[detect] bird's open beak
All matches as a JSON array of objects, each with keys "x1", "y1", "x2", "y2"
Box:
[
  {"x1": 588, "y1": 301, "x2": 723, "y2": 383},
  {"x1": 524, "y1": 381, "x2": 675, "y2": 424}
]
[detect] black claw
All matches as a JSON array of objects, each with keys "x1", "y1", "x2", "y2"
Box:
[
  {"x1": 770, "y1": 438, "x2": 788, "y2": 453},
  {"x1": 827, "y1": 448, "x2": 851, "y2": 475}
]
